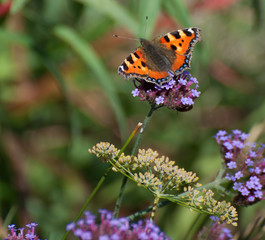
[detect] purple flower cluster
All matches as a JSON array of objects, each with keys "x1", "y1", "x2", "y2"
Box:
[
  {"x1": 5, "y1": 223, "x2": 42, "y2": 240},
  {"x1": 66, "y1": 209, "x2": 170, "y2": 240},
  {"x1": 215, "y1": 130, "x2": 265, "y2": 206},
  {"x1": 131, "y1": 71, "x2": 200, "y2": 111}
]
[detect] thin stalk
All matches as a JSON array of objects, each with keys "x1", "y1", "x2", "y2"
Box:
[
  {"x1": 3, "y1": 206, "x2": 17, "y2": 228},
  {"x1": 127, "y1": 200, "x2": 170, "y2": 221},
  {"x1": 131, "y1": 105, "x2": 156, "y2": 156},
  {"x1": 113, "y1": 105, "x2": 157, "y2": 218},
  {"x1": 176, "y1": 178, "x2": 228, "y2": 200},
  {"x1": 216, "y1": 164, "x2": 226, "y2": 180},
  {"x1": 119, "y1": 122, "x2": 143, "y2": 157},
  {"x1": 62, "y1": 166, "x2": 112, "y2": 240},
  {"x1": 150, "y1": 197, "x2": 160, "y2": 222},
  {"x1": 113, "y1": 174, "x2": 129, "y2": 218}
]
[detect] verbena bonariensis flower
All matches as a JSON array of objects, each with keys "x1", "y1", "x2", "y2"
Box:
[
  {"x1": 215, "y1": 130, "x2": 265, "y2": 206},
  {"x1": 198, "y1": 217, "x2": 233, "y2": 240},
  {"x1": 89, "y1": 143, "x2": 238, "y2": 226},
  {"x1": 5, "y1": 223, "x2": 42, "y2": 240},
  {"x1": 131, "y1": 71, "x2": 200, "y2": 111},
  {"x1": 66, "y1": 209, "x2": 170, "y2": 240}
]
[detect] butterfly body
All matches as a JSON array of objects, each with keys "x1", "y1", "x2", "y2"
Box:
[
  {"x1": 118, "y1": 27, "x2": 201, "y2": 86},
  {"x1": 140, "y1": 38, "x2": 175, "y2": 73}
]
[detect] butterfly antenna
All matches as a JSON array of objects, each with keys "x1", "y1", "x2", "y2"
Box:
[
  {"x1": 113, "y1": 34, "x2": 138, "y2": 41},
  {"x1": 144, "y1": 16, "x2": 148, "y2": 38}
]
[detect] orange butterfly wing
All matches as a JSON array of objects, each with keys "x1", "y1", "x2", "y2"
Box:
[
  {"x1": 118, "y1": 48, "x2": 148, "y2": 78},
  {"x1": 118, "y1": 48, "x2": 170, "y2": 84},
  {"x1": 159, "y1": 28, "x2": 201, "y2": 75}
]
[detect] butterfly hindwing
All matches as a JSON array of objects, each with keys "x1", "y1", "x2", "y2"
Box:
[{"x1": 145, "y1": 70, "x2": 170, "y2": 85}]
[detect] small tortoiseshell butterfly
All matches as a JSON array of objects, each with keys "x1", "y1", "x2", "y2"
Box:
[{"x1": 118, "y1": 27, "x2": 201, "y2": 86}]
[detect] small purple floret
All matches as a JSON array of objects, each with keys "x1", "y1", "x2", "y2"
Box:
[
  {"x1": 227, "y1": 161, "x2": 237, "y2": 169},
  {"x1": 131, "y1": 88, "x2": 140, "y2": 97},
  {"x1": 235, "y1": 171, "x2": 243, "y2": 179},
  {"x1": 178, "y1": 78, "x2": 187, "y2": 85},
  {"x1": 155, "y1": 96, "x2": 164, "y2": 105},
  {"x1": 225, "y1": 152, "x2": 233, "y2": 160},
  {"x1": 181, "y1": 97, "x2": 194, "y2": 105}
]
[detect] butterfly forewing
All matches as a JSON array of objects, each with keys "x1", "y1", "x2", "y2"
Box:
[
  {"x1": 118, "y1": 48, "x2": 148, "y2": 78},
  {"x1": 158, "y1": 28, "x2": 201, "y2": 76},
  {"x1": 159, "y1": 28, "x2": 201, "y2": 56},
  {"x1": 118, "y1": 47, "x2": 170, "y2": 85}
]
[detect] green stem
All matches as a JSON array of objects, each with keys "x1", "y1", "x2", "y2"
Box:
[
  {"x1": 176, "y1": 178, "x2": 228, "y2": 201},
  {"x1": 3, "y1": 206, "x2": 17, "y2": 228},
  {"x1": 119, "y1": 122, "x2": 143, "y2": 157},
  {"x1": 113, "y1": 175, "x2": 128, "y2": 218},
  {"x1": 113, "y1": 105, "x2": 156, "y2": 218},
  {"x1": 150, "y1": 196, "x2": 160, "y2": 222},
  {"x1": 127, "y1": 200, "x2": 170, "y2": 221},
  {"x1": 62, "y1": 166, "x2": 112, "y2": 240},
  {"x1": 216, "y1": 164, "x2": 226, "y2": 180},
  {"x1": 131, "y1": 105, "x2": 156, "y2": 156}
]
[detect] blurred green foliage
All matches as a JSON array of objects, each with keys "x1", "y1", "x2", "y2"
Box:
[{"x1": 0, "y1": 0, "x2": 264, "y2": 239}]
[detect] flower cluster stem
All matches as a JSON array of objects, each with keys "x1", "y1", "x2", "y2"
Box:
[
  {"x1": 113, "y1": 175, "x2": 128, "y2": 218},
  {"x1": 131, "y1": 104, "x2": 156, "y2": 156},
  {"x1": 150, "y1": 196, "x2": 160, "y2": 222},
  {"x1": 127, "y1": 200, "x2": 170, "y2": 221},
  {"x1": 113, "y1": 104, "x2": 156, "y2": 218},
  {"x1": 119, "y1": 122, "x2": 143, "y2": 157}
]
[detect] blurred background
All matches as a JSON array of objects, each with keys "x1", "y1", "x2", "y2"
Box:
[{"x1": 0, "y1": 0, "x2": 264, "y2": 239}]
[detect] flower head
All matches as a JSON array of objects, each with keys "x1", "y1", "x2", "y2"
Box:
[
  {"x1": 88, "y1": 142, "x2": 120, "y2": 162},
  {"x1": 131, "y1": 71, "x2": 200, "y2": 111},
  {"x1": 215, "y1": 130, "x2": 265, "y2": 206},
  {"x1": 5, "y1": 223, "x2": 41, "y2": 240},
  {"x1": 67, "y1": 210, "x2": 170, "y2": 240}
]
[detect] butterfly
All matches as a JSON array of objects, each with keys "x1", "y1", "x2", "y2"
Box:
[{"x1": 118, "y1": 27, "x2": 201, "y2": 86}]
